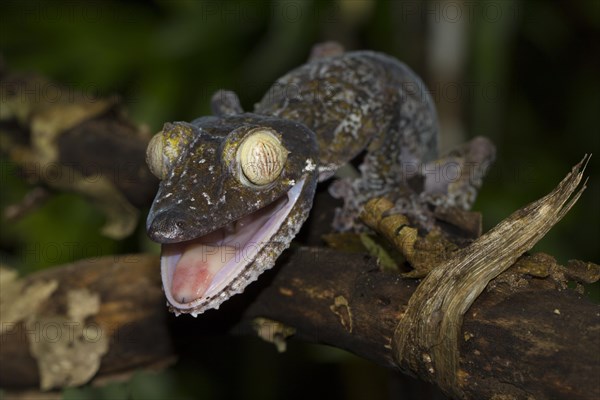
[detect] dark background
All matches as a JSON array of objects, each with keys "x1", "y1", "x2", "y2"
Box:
[{"x1": 1, "y1": 1, "x2": 598, "y2": 399}]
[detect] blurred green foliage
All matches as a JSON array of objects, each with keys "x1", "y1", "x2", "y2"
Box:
[{"x1": 0, "y1": 0, "x2": 598, "y2": 399}]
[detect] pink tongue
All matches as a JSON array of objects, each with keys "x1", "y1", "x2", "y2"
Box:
[{"x1": 171, "y1": 243, "x2": 236, "y2": 303}]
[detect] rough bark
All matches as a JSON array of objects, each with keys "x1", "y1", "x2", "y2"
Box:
[
  {"x1": 0, "y1": 255, "x2": 173, "y2": 390},
  {"x1": 0, "y1": 249, "x2": 598, "y2": 399}
]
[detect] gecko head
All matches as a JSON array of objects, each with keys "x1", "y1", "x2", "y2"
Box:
[{"x1": 145, "y1": 114, "x2": 318, "y2": 316}]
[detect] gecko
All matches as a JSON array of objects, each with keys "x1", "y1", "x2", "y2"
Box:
[{"x1": 145, "y1": 43, "x2": 495, "y2": 316}]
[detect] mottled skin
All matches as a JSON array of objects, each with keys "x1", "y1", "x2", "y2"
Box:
[
  {"x1": 255, "y1": 48, "x2": 494, "y2": 231},
  {"x1": 147, "y1": 45, "x2": 495, "y2": 315},
  {"x1": 254, "y1": 50, "x2": 448, "y2": 231},
  {"x1": 147, "y1": 115, "x2": 317, "y2": 242},
  {"x1": 256, "y1": 51, "x2": 438, "y2": 178}
]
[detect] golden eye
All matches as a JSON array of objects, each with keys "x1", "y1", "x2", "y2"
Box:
[
  {"x1": 146, "y1": 123, "x2": 196, "y2": 180},
  {"x1": 238, "y1": 130, "x2": 288, "y2": 186},
  {"x1": 146, "y1": 131, "x2": 167, "y2": 180}
]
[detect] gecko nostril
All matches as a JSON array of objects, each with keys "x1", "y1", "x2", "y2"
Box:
[{"x1": 147, "y1": 211, "x2": 189, "y2": 242}]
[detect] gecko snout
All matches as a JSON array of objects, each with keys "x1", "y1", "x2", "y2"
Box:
[{"x1": 147, "y1": 210, "x2": 190, "y2": 243}]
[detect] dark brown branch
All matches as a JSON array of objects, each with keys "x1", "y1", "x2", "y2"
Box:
[
  {"x1": 0, "y1": 71, "x2": 158, "y2": 239},
  {"x1": 0, "y1": 255, "x2": 173, "y2": 390},
  {"x1": 1, "y1": 249, "x2": 598, "y2": 399},
  {"x1": 242, "y1": 247, "x2": 599, "y2": 400}
]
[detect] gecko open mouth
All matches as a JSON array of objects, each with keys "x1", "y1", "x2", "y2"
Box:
[{"x1": 160, "y1": 178, "x2": 305, "y2": 311}]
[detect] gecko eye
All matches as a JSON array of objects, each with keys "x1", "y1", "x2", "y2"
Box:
[
  {"x1": 146, "y1": 131, "x2": 167, "y2": 179},
  {"x1": 146, "y1": 123, "x2": 196, "y2": 180},
  {"x1": 238, "y1": 129, "x2": 288, "y2": 186}
]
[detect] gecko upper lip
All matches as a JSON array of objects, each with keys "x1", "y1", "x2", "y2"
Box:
[
  {"x1": 147, "y1": 192, "x2": 289, "y2": 244},
  {"x1": 187, "y1": 195, "x2": 289, "y2": 247}
]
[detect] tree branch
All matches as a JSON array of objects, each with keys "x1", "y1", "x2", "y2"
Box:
[{"x1": 1, "y1": 248, "x2": 598, "y2": 399}]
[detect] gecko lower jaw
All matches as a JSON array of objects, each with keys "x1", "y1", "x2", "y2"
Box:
[{"x1": 160, "y1": 178, "x2": 306, "y2": 314}]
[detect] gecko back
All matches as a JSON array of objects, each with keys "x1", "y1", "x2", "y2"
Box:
[
  {"x1": 254, "y1": 51, "x2": 439, "y2": 182},
  {"x1": 255, "y1": 50, "x2": 443, "y2": 231}
]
